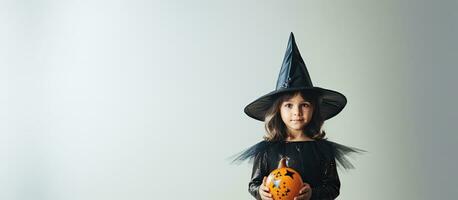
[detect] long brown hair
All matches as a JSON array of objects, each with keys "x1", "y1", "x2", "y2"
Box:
[{"x1": 263, "y1": 90, "x2": 326, "y2": 141}]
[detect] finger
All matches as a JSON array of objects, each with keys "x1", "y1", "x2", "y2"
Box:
[
  {"x1": 304, "y1": 184, "x2": 311, "y2": 189},
  {"x1": 304, "y1": 187, "x2": 311, "y2": 193},
  {"x1": 302, "y1": 183, "x2": 311, "y2": 189},
  {"x1": 262, "y1": 196, "x2": 273, "y2": 200},
  {"x1": 299, "y1": 186, "x2": 311, "y2": 195},
  {"x1": 299, "y1": 186, "x2": 307, "y2": 194},
  {"x1": 262, "y1": 176, "x2": 267, "y2": 186},
  {"x1": 261, "y1": 184, "x2": 271, "y2": 193},
  {"x1": 296, "y1": 193, "x2": 308, "y2": 200},
  {"x1": 259, "y1": 190, "x2": 273, "y2": 199},
  {"x1": 261, "y1": 178, "x2": 270, "y2": 192},
  {"x1": 300, "y1": 183, "x2": 311, "y2": 193},
  {"x1": 301, "y1": 187, "x2": 311, "y2": 195},
  {"x1": 260, "y1": 185, "x2": 270, "y2": 192}
]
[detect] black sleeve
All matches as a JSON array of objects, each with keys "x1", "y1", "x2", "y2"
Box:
[
  {"x1": 248, "y1": 151, "x2": 268, "y2": 200},
  {"x1": 310, "y1": 157, "x2": 341, "y2": 200}
]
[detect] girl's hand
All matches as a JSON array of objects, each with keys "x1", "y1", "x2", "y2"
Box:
[
  {"x1": 259, "y1": 176, "x2": 273, "y2": 200},
  {"x1": 294, "y1": 182, "x2": 312, "y2": 200}
]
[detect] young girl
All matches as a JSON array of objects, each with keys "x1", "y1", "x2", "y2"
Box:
[{"x1": 233, "y1": 33, "x2": 364, "y2": 200}]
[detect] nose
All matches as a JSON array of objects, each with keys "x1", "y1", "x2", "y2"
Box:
[{"x1": 293, "y1": 105, "x2": 302, "y2": 116}]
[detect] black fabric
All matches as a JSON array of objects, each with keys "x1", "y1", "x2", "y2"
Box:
[{"x1": 236, "y1": 139, "x2": 363, "y2": 200}]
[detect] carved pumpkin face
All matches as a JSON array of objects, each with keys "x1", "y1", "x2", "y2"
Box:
[{"x1": 265, "y1": 158, "x2": 303, "y2": 200}]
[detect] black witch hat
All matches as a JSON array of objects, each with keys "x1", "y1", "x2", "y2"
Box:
[{"x1": 244, "y1": 32, "x2": 347, "y2": 121}]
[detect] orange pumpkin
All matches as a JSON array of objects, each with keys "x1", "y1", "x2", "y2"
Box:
[{"x1": 265, "y1": 158, "x2": 303, "y2": 200}]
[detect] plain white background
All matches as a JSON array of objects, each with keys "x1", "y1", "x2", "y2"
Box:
[{"x1": 1, "y1": 0, "x2": 457, "y2": 199}]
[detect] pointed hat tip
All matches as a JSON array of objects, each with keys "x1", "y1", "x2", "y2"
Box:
[{"x1": 288, "y1": 32, "x2": 297, "y2": 47}]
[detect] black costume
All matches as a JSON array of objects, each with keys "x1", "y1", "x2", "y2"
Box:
[
  {"x1": 236, "y1": 139, "x2": 362, "y2": 200},
  {"x1": 233, "y1": 33, "x2": 364, "y2": 200}
]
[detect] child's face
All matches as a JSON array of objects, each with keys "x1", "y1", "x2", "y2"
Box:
[{"x1": 279, "y1": 93, "x2": 314, "y2": 134}]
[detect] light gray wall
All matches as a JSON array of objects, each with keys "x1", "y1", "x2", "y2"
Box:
[{"x1": 1, "y1": 0, "x2": 457, "y2": 199}]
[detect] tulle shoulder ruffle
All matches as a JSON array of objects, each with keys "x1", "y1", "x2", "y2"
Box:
[
  {"x1": 316, "y1": 138, "x2": 366, "y2": 170},
  {"x1": 229, "y1": 140, "x2": 273, "y2": 164},
  {"x1": 230, "y1": 139, "x2": 366, "y2": 170}
]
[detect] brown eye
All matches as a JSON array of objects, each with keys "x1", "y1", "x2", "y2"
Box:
[{"x1": 285, "y1": 103, "x2": 292, "y2": 108}]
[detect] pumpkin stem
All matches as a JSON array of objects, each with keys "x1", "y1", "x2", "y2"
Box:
[{"x1": 278, "y1": 157, "x2": 287, "y2": 168}]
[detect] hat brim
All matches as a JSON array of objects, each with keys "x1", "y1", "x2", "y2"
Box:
[{"x1": 244, "y1": 87, "x2": 347, "y2": 121}]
